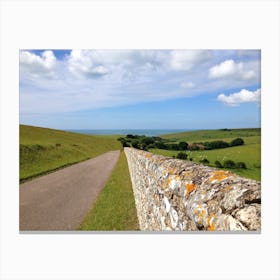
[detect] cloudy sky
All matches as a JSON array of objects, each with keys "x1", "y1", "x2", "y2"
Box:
[{"x1": 20, "y1": 49, "x2": 261, "y2": 130}]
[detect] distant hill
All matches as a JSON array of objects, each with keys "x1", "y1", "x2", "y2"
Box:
[
  {"x1": 161, "y1": 128, "x2": 261, "y2": 142},
  {"x1": 20, "y1": 125, "x2": 121, "y2": 181}
]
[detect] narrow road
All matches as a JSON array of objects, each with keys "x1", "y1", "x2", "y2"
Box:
[{"x1": 20, "y1": 150, "x2": 120, "y2": 231}]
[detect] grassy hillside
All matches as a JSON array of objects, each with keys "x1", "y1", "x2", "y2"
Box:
[
  {"x1": 20, "y1": 125, "x2": 121, "y2": 181},
  {"x1": 79, "y1": 151, "x2": 139, "y2": 231},
  {"x1": 150, "y1": 128, "x2": 261, "y2": 181},
  {"x1": 161, "y1": 128, "x2": 260, "y2": 142}
]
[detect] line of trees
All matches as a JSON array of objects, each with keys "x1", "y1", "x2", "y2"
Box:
[
  {"x1": 191, "y1": 138, "x2": 245, "y2": 150},
  {"x1": 118, "y1": 134, "x2": 245, "y2": 152},
  {"x1": 173, "y1": 154, "x2": 247, "y2": 169},
  {"x1": 215, "y1": 160, "x2": 247, "y2": 169},
  {"x1": 198, "y1": 159, "x2": 247, "y2": 169},
  {"x1": 118, "y1": 134, "x2": 247, "y2": 170}
]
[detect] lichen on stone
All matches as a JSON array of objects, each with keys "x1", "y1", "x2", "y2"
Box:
[
  {"x1": 186, "y1": 183, "x2": 196, "y2": 194},
  {"x1": 124, "y1": 147, "x2": 261, "y2": 231}
]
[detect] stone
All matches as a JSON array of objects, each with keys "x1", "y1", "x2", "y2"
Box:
[
  {"x1": 124, "y1": 147, "x2": 261, "y2": 231},
  {"x1": 232, "y1": 204, "x2": 261, "y2": 230}
]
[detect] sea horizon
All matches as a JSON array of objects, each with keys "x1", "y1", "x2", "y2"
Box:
[{"x1": 67, "y1": 128, "x2": 196, "y2": 136}]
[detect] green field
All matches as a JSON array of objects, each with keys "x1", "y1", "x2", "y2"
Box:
[
  {"x1": 161, "y1": 128, "x2": 260, "y2": 142},
  {"x1": 79, "y1": 151, "x2": 139, "y2": 230},
  {"x1": 150, "y1": 128, "x2": 261, "y2": 181},
  {"x1": 20, "y1": 125, "x2": 122, "y2": 181}
]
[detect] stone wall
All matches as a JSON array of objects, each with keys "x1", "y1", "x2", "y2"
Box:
[{"x1": 124, "y1": 147, "x2": 261, "y2": 231}]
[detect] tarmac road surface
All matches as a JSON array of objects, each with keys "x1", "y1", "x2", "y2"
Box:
[{"x1": 20, "y1": 150, "x2": 120, "y2": 231}]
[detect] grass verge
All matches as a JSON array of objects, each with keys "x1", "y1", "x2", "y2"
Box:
[{"x1": 79, "y1": 151, "x2": 139, "y2": 231}]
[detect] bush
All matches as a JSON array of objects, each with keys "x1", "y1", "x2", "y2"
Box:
[
  {"x1": 176, "y1": 152, "x2": 188, "y2": 160},
  {"x1": 204, "y1": 140, "x2": 229, "y2": 150},
  {"x1": 236, "y1": 162, "x2": 247, "y2": 169},
  {"x1": 224, "y1": 160, "x2": 236, "y2": 168},
  {"x1": 166, "y1": 143, "x2": 179, "y2": 150},
  {"x1": 200, "y1": 158, "x2": 209, "y2": 164},
  {"x1": 118, "y1": 137, "x2": 130, "y2": 147},
  {"x1": 131, "y1": 140, "x2": 140, "y2": 149},
  {"x1": 141, "y1": 137, "x2": 155, "y2": 146},
  {"x1": 122, "y1": 141, "x2": 130, "y2": 147},
  {"x1": 146, "y1": 144, "x2": 155, "y2": 149},
  {"x1": 178, "y1": 141, "x2": 188, "y2": 150},
  {"x1": 214, "y1": 160, "x2": 223, "y2": 168},
  {"x1": 230, "y1": 138, "x2": 245, "y2": 146},
  {"x1": 154, "y1": 142, "x2": 168, "y2": 149}
]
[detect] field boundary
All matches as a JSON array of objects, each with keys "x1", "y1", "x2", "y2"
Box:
[{"x1": 125, "y1": 147, "x2": 261, "y2": 231}]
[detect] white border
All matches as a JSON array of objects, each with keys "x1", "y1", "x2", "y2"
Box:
[{"x1": 1, "y1": 1, "x2": 279, "y2": 279}]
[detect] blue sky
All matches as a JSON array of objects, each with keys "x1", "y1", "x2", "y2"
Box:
[{"x1": 19, "y1": 49, "x2": 261, "y2": 130}]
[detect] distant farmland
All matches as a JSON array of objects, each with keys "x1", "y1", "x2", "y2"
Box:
[{"x1": 150, "y1": 128, "x2": 261, "y2": 181}]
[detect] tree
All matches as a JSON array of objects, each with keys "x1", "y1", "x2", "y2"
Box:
[
  {"x1": 117, "y1": 137, "x2": 130, "y2": 147},
  {"x1": 165, "y1": 143, "x2": 179, "y2": 150},
  {"x1": 154, "y1": 142, "x2": 167, "y2": 149},
  {"x1": 230, "y1": 138, "x2": 245, "y2": 146},
  {"x1": 236, "y1": 162, "x2": 247, "y2": 169},
  {"x1": 204, "y1": 140, "x2": 229, "y2": 150},
  {"x1": 141, "y1": 137, "x2": 155, "y2": 146},
  {"x1": 176, "y1": 152, "x2": 188, "y2": 160},
  {"x1": 200, "y1": 158, "x2": 209, "y2": 164},
  {"x1": 146, "y1": 144, "x2": 155, "y2": 149},
  {"x1": 131, "y1": 140, "x2": 140, "y2": 149},
  {"x1": 178, "y1": 141, "x2": 188, "y2": 151},
  {"x1": 122, "y1": 141, "x2": 130, "y2": 147},
  {"x1": 224, "y1": 160, "x2": 236, "y2": 168},
  {"x1": 214, "y1": 160, "x2": 223, "y2": 168}
]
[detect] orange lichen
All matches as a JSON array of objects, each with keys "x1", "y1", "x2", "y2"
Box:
[
  {"x1": 209, "y1": 170, "x2": 229, "y2": 182},
  {"x1": 198, "y1": 210, "x2": 206, "y2": 219},
  {"x1": 168, "y1": 168, "x2": 176, "y2": 175},
  {"x1": 174, "y1": 175, "x2": 180, "y2": 181},
  {"x1": 194, "y1": 207, "x2": 207, "y2": 224},
  {"x1": 166, "y1": 177, "x2": 171, "y2": 186},
  {"x1": 207, "y1": 214, "x2": 216, "y2": 231},
  {"x1": 145, "y1": 153, "x2": 153, "y2": 158},
  {"x1": 224, "y1": 185, "x2": 232, "y2": 191},
  {"x1": 186, "y1": 183, "x2": 196, "y2": 193}
]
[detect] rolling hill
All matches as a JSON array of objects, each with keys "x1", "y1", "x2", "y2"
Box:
[{"x1": 20, "y1": 125, "x2": 121, "y2": 181}]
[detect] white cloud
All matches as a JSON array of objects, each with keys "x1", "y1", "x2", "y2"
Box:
[
  {"x1": 67, "y1": 50, "x2": 213, "y2": 80},
  {"x1": 217, "y1": 88, "x2": 261, "y2": 106},
  {"x1": 67, "y1": 49, "x2": 171, "y2": 80},
  {"x1": 67, "y1": 50, "x2": 110, "y2": 78},
  {"x1": 20, "y1": 50, "x2": 56, "y2": 78},
  {"x1": 19, "y1": 50, "x2": 261, "y2": 115},
  {"x1": 180, "y1": 81, "x2": 195, "y2": 88},
  {"x1": 209, "y1": 59, "x2": 256, "y2": 80},
  {"x1": 169, "y1": 50, "x2": 211, "y2": 71}
]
